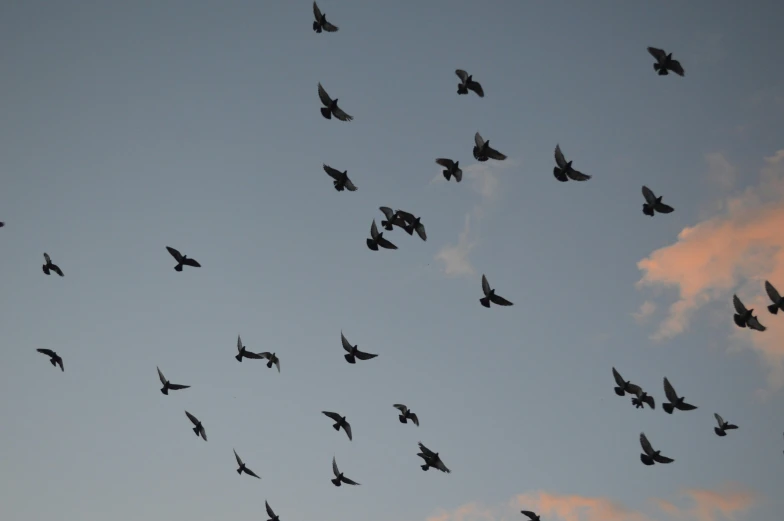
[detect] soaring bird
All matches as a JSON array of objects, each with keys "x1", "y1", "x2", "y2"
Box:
[
  {"x1": 520, "y1": 511, "x2": 541, "y2": 521},
  {"x1": 157, "y1": 366, "x2": 190, "y2": 395},
  {"x1": 41, "y1": 253, "x2": 64, "y2": 276},
  {"x1": 455, "y1": 69, "x2": 484, "y2": 97},
  {"x1": 553, "y1": 144, "x2": 591, "y2": 182},
  {"x1": 166, "y1": 246, "x2": 201, "y2": 272},
  {"x1": 713, "y1": 413, "x2": 739, "y2": 437},
  {"x1": 259, "y1": 352, "x2": 281, "y2": 372},
  {"x1": 312, "y1": 2, "x2": 338, "y2": 33},
  {"x1": 641, "y1": 186, "x2": 674, "y2": 216},
  {"x1": 366, "y1": 219, "x2": 397, "y2": 251},
  {"x1": 662, "y1": 377, "x2": 697, "y2": 414},
  {"x1": 611, "y1": 367, "x2": 642, "y2": 397},
  {"x1": 379, "y1": 207, "x2": 407, "y2": 231},
  {"x1": 647, "y1": 47, "x2": 685, "y2": 76},
  {"x1": 631, "y1": 388, "x2": 656, "y2": 410},
  {"x1": 480, "y1": 274, "x2": 513, "y2": 308},
  {"x1": 233, "y1": 449, "x2": 261, "y2": 479},
  {"x1": 393, "y1": 404, "x2": 419, "y2": 426},
  {"x1": 0, "y1": 221, "x2": 4, "y2": 227},
  {"x1": 417, "y1": 442, "x2": 450, "y2": 473},
  {"x1": 185, "y1": 411, "x2": 207, "y2": 441},
  {"x1": 341, "y1": 331, "x2": 378, "y2": 364},
  {"x1": 235, "y1": 335, "x2": 264, "y2": 362},
  {"x1": 322, "y1": 411, "x2": 353, "y2": 440},
  {"x1": 331, "y1": 456, "x2": 360, "y2": 486},
  {"x1": 435, "y1": 158, "x2": 463, "y2": 182},
  {"x1": 265, "y1": 501, "x2": 280, "y2": 521},
  {"x1": 396, "y1": 211, "x2": 427, "y2": 241},
  {"x1": 732, "y1": 294, "x2": 766, "y2": 331},
  {"x1": 764, "y1": 280, "x2": 784, "y2": 314},
  {"x1": 36, "y1": 348, "x2": 64, "y2": 371},
  {"x1": 323, "y1": 164, "x2": 357, "y2": 192},
  {"x1": 318, "y1": 83, "x2": 353, "y2": 121},
  {"x1": 639, "y1": 432, "x2": 674, "y2": 466},
  {"x1": 473, "y1": 132, "x2": 507, "y2": 162}
]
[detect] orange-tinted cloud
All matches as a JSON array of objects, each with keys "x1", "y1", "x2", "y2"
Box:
[{"x1": 653, "y1": 484, "x2": 757, "y2": 521}]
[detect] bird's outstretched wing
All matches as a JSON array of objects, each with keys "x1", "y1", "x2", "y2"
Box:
[
  {"x1": 341, "y1": 475, "x2": 360, "y2": 485},
  {"x1": 157, "y1": 367, "x2": 167, "y2": 385},
  {"x1": 732, "y1": 294, "x2": 748, "y2": 314},
  {"x1": 485, "y1": 146, "x2": 507, "y2": 161},
  {"x1": 765, "y1": 280, "x2": 781, "y2": 303},
  {"x1": 44, "y1": 252, "x2": 52, "y2": 264},
  {"x1": 245, "y1": 467, "x2": 261, "y2": 479},
  {"x1": 343, "y1": 422, "x2": 353, "y2": 440},
  {"x1": 323, "y1": 164, "x2": 342, "y2": 180},
  {"x1": 489, "y1": 293, "x2": 513, "y2": 306},
  {"x1": 654, "y1": 202, "x2": 674, "y2": 213},
  {"x1": 166, "y1": 246, "x2": 183, "y2": 262},
  {"x1": 340, "y1": 332, "x2": 353, "y2": 353},
  {"x1": 332, "y1": 106, "x2": 353, "y2": 122},
  {"x1": 435, "y1": 158, "x2": 455, "y2": 169},
  {"x1": 317, "y1": 83, "x2": 332, "y2": 106},
  {"x1": 474, "y1": 132, "x2": 485, "y2": 148},
  {"x1": 323, "y1": 411, "x2": 342, "y2": 422},
  {"x1": 455, "y1": 69, "x2": 469, "y2": 82},
  {"x1": 313, "y1": 1, "x2": 322, "y2": 21},
  {"x1": 182, "y1": 258, "x2": 201, "y2": 268},
  {"x1": 747, "y1": 315, "x2": 766, "y2": 331},
  {"x1": 611, "y1": 367, "x2": 625, "y2": 387},
  {"x1": 642, "y1": 186, "x2": 656, "y2": 205},
  {"x1": 354, "y1": 350, "x2": 378, "y2": 361},
  {"x1": 668, "y1": 59, "x2": 684, "y2": 76},
  {"x1": 393, "y1": 404, "x2": 408, "y2": 413},
  {"x1": 481, "y1": 274, "x2": 491, "y2": 296},
  {"x1": 332, "y1": 455, "x2": 340, "y2": 476},
  {"x1": 185, "y1": 410, "x2": 199, "y2": 426},
  {"x1": 418, "y1": 442, "x2": 436, "y2": 458},
  {"x1": 554, "y1": 144, "x2": 567, "y2": 168},
  {"x1": 639, "y1": 432, "x2": 654, "y2": 456},
  {"x1": 566, "y1": 168, "x2": 590, "y2": 181},
  {"x1": 370, "y1": 220, "x2": 380, "y2": 240},
  {"x1": 647, "y1": 47, "x2": 666, "y2": 61},
  {"x1": 266, "y1": 501, "x2": 276, "y2": 519},
  {"x1": 409, "y1": 413, "x2": 419, "y2": 426},
  {"x1": 234, "y1": 449, "x2": 243, "y2": 466},
  {"x1": 168, "y1": 383, "x2": 190, "y2": 390},
  {"x1": 37, "y1": 348, "x2": 56, "y2": 358},
  {"x1": 468, "y1": 81, "x2": 484, "y2": 97},
  {"x1": 322, "y1": 20, "x2": 339, "y2": 32},
  {"x1": 343, "y1": 177, "x2": 357, "y2": 191},
  {"x1": 663, "y1": 377, "x2": 679, "y2": 403},
  {"x1": 243, "y1": 351, "x2": 264, "y2": 359}
]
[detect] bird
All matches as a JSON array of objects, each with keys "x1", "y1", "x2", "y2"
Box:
[
  {"x1": 312, "y1": 2, "x2": 338, "y2": 33},
  {"x1": 611, "y1": 367, "x2": 642, "y2": 396},
  {"x1": 235, "y1": 335, "x2": 263, "y2": 362},
  {"x1": 631, "y1": 388, "x2": 655, "y2": 410},
  {"x1": 259, "y1": 352, "x2": 280, "y2": 372},
  {"x1": 455, "y1": 69, "x2": 484, "y2": 97},
  {"x1": 265, "y1": 501, "x2": 280, "y2": 521},
  {"x1": 165, "y1": 246, "x2": 201, "y2": 272},
  {"x1": 341, "y1": 331, "x2": 378, "y2": 364},
  {"x1": 318, "y1": 83, "x2": 353, "y2": 121},
  {"x1": 764, "y1": 280, "x2": 784, "y2": 314},
  {"x1": 641, "y1": 186, "x2": 674, "y2": 216},
  {"x1": 662, "y1": 377, "x2": 698, "y2": 414},
  {"x1": 713, "y1": 413, "x2": 739, "y2": 437},
  {"x1": 472, "y1": 132, "x2": 507, "y2": 162},
  {"x1": 520, "y1": 511, "x2": 541, "y2": 521},
  {"x1": 396, "y1": 211, "x2": 427, "y2": 241},
  {"x1": 331, "y1": 456, "x2": 359, "y2": 486},
  {"x1": 41, "y1": 253, "x2": 64, "y2": 276},
  {"x1": 379, "y1": 207, "x2": 407, "y2": 231},
  {"x1": 479, "y1": 274, "x2": 513, "y2": 308},
  {"x1": 0, "y1": 221, "x2": 4, "y2": 227},
  {"x1": 732, "y1": 294, "x2": 766, "y2": 331},
  {"x1": 393, "y1": 404, "x2": 419, "y2": 426},
  {"x1": 233, "y1": 449, "x2": 261, "y2": 478},
  {"x1": 185, "y1": 411, "x2": 207, "y2": 441},
  {"x1": 36, "y1": 348, "x2": 64, "y2": 371},
  {"x1": 157, "y1": 366, "x2": 190, "y2": 395},
  {"x1": 647, "y1": 47, "x2": 685, "y2": 76},
  {"x1": 435, "y1": 158, "x2": 463, "y2": 182},
  {"x1": 639, "y1": 432, "x2": 674, "y2": 466},
  {"x1": 323, "y1": 164, "x2": 357, "y2": 192},
  {"x1": 366, "y1": 219, "x2": 398, "y2": 251},
  {"x1": 553, "y1": 144, "x2": 591, "y2": 182},
  {"x1": 322, "y1": 411, "x2": 353, "y2": 440},
  {"x1": 417, "y1": 442, "x2": 450, "y2": 473}
]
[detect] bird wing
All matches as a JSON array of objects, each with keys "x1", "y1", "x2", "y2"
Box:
[
  {"x1": 643, "y1": 394, "x2": 655, "y2": 409},
  {"x1": 393, "y1": 404, "x2": 408, "y2": 413},
  {"x1": 379, "y1": 207, "x2": 396, "y2": 220},
  {"x1": 313, "y1": 1, "x2": 322, "y2": 20},
  {"x1": 611, "y1": 367, "x2": 625, "y2": 387},
  {"x1": 332, "y1": 105, "x2": 353, "y2": 122},
  {"x1": 259, "y1": 351, "x2": 272, "y2": 360},
  {"x1": 474, "y1": 132, "x2": 485, "y2": 148},
  {"x1": 566, "y1": 168, "x2": 591, "y2": 181},
  {"x1": 481, "y1": 274, "x2": 491, "y2": 296},
  {"x1": 554, "y1": 144, "x2": 567, "y2": 168},
  {"x1": 652, "y1": 453, "x2": 674, "y2": 464},
  {"x1": 435, "y1": 158, "x2": 454, "y2": 168},
  {"x1": 455, "y1": 69, "x2": 469, "y2": 82},
  {"x1": 642, "y1": 185, "x2": 657, "y2": 205},
  {"x1": 322, "y1": 20, "x2": 339, "y2": 32},
  {"x1": 639, "y1": 432, "x2": 655, "y2": 456},
  {"x1": 37, "y1": 348, "x2": 56, "y2": 357},
  {"x1": 343, "y1": 177, "x2": 357, "y2": 191},
  {"x1": 654, "y1": 202, "x2": 674, "y2": 213},
  {"x1": 747, "y1": 315, "x2": 766, "y2": 331},
  {"x1": 234, "y1": 449, "x2": 243, "y2": 465},
  {"x1": 415, "y1": 224, "x2": 427, "y2": 241},
  {"x1": 317, "y1": 83, "x2": 332, "y2": 106},
  {"x1": 377, "y1": 237, "x2": 397, "y2": 250},
  {"x1": 266, "y1": 501, "x2": 276, "y2": 519},
  {"x1": 243, "y1": 351, "x2": 264, "y2": 359},
  {"x1": 396, "y1": 210, "x2": 416, "y2": 224},
  {"x1": 343, "y1": 422, "x2": 353, "y2": 440},
  {"x1": 341, "y1": 331, "x2": 353, "y2": 353},
  {"x1": 44, "y1": 252, "x2": 52, "y2": 264},
  {"x1": 332, "y1": 455, "x2": 340, "y2": 476},
  {"x1": 354, "y1": 349, "x2": 378, "y2": 360},
  {"x1": 485, "y1": 146, "x2": 507, "y2": 161},
  {"x1": 323, "y1": 164, "x2": 342, "y2": 180},
  {"x1": 237, "y1": 335, "x2": 243, "y2": 352},
  {"x1": 668, "y1": 59, "x2": 684, "y2": 76},
  {"x1": 663, "y1": 377, "x2": 679, "y2": 403},
  {"x1": 185, "y1": 410, "x2": 199, "y2": 426},
  {"x1": 468, "y1": 81, "x2": 484, "y2": 97},
  {"x1": 714, "y1": 413, "x2": 724, "y2": 426},
  {"x1": 157, "y1": 366, "x2": 167, "y2": 385},
  {"x1": 626, "y1": 383, "x2": 642, "y2": 396},
  {"x1": 434, "y1": 458, "x2": 451, "y2": 473},
  {"x1": 678, "y1": 402, "x2": 697, "y2": 411},
  {"x1": 725, "y1": 423, "x2": 739, "y2": 430},
  {"x1": 52, "y1": 265, "x2": 64, "y2": 276},
  {"x1": 200, "y1": 427, "x2": 207, "y2": 441},
  {"x1": 418, "y1": 442, "x2": 436, "y2": 458},
  {"x1": 168, "y1": 383, "x2": 190, "y2": 390},
  {"x1": 370, "y1": 219, "x2": 380, "y2": 240},
  {"x1": 245, "y1": 467, "x2": 261, "y2": 479},
  {"x1": 489, "y1": 293, "x2": 513, "y2": 306},
  {"x1": 56, "y1": 358, "x2": 64, "y2": 371},
  {"x1": 647, "y1": 46, "x2": 666, "y2": 61},
  {"x1": 520, "y1": 511, "x2": 537, "y2": 521},
  {"x1": 182, "y1": 258, "x2": 201, "y2": 267},
  {"x1": 453, "y1": 168, "x2": 463, "y2": 182},
  {"x1": 273, "y1": 358, "x2": 281, "y2": 372},
  {"x1": 765, "y1": 280, "x2": 782, "y2": 303},
  {"x1": 732, "y1": 294, "x2": 748, "y2": 314},
  {"x1": 409, "y1": 413, "x2": 419, "y2": 426},
  {"x1": 323, "y1": 411, "x2": 342, "y2": 423},
  {"x1": 341, "y1": 475, "x2": 360, "y2": 485},
  {"x1": 166, "y1": 246, "x2": 183, "y2": 262}
]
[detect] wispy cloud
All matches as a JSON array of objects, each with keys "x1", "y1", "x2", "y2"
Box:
[
  {"x1": 632, "y1": 300, "x2": 657, "y2": 324},
  {"x1": 435, "y1": 213, "x2": 477, "y2": 277}
]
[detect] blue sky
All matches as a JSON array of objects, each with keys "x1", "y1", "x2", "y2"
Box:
[{"x1": 1, "y1": 1, "x2": 783, "y2": 520}]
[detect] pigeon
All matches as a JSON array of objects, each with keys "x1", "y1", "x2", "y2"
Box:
[
  {"x1": 366, "y1": 219, "x2": 397, "y2": 251},
  {"x1": 631, "y1": 388, "x2": 655, "y2": 410},
  {"x1": 0, "y1": 221, "x2": 4, "y2": 227},
  {"x1": 36, "y1": 348, "x2": 64, "y2": 371},
  {"x1": 480, "y1": 274, "x2": 513, "y2": 308},
  {"x1": 396, "y1": 211, "x2": 427, "y2": 241},
  {"x1": 641, "y1": 186, "x2": 674, "y2": 216},
  {"x1": 455, "y1": 69, "x2": 484, "y2": 97},
  {"x1": 732, "y1": 294, "x2": 766, "y2": 331},
  {"x1": 312, "y1": 2, "x2": 338, "y2": 33},
  {"x1": 341, "y1": 331, "x2": 378, "y2": 364},
  {"x1": 417, "y1": 442, "x2": 450, "y2": 473},
  {"x1": 647, "y1": 47, "x2": 685, "y2": 76},
  {"x1": 233, "y1": 449, "x2": 261, "y2": 478},
  {"x1": 41, "y1": 253, "x2": 64, "y2": 276},
  {"x1": 393, "y1": 404, "x2": 419, "y2": 426},
  {"x1": 265, "y1": 501, "x2": 280, "y2": 521},
  {"x1": 318, "y1": 83, "x2": 353, "y2": 121},
  {"x1": 553, "y1": 144, "x2": 591, "y2": 182},
  {"x1": 323, "y1": 164, "x2": 357, "y2": 192},
  {"x1": 379, "y1": 207, "x2": 407, "y2": 231},
  {"x1": 166, "y1": 246, "x2": 201, "y2": 272},
  {"x1": 520, "y1": 511, "x2": 541, "y2": 521},
  {"x1": 331, "y1": 456, "x2": 359, "y2": 486},
  {"x1": 235, "y1": 335, "x2": 264, "y2": 362},
  {"x1": 157, "y1": 366, "x2": 190, "y2": 395},
  {"x1": 472, "y1": 132, "x2": 507, "y2": 162},
  {"x1": 639, "y1": 432, "x2": 674, "y2": 465},
  {"x1": 764, "y1": 280, "x2": 784, "y2": 314},
  {"x1": 322, "y1": 411, "x2": 353, "y2": 440},
  {"x1": 185, "y1": 411, "x2": 207, "y2": 441},
  {"x1": 435, "y1": 158, "x2": 463, "y2": 182},
  {"x1": 662, "y1": 377, "x2": 697, "y2": 414},
  {"x1": 713, "y1": 413, "x2": 739, "y2": 437},
  {"x1": 259, "y1": 352, "x2": 281, "y2": 372},
  {"x1": 611, "y1": 367, "x2": 642, "y2": 396}
]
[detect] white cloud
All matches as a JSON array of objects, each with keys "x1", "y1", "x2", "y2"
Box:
[
  {"x1": 435, "y1": 213, "x2": 477, "y2": 277},
  {"x1": 632, "y1": 300, "x2": 657, "y2": 324}
]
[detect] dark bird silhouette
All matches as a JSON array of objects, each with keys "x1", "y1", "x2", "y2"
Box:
[
  {"x1": 553, "y1": 144, "x2": 591, "y2": 182},
  {"x1": 366, "y1": 219, "x2": 397, "y2": 251},
  {"x1": 641, "y1": 186, "x2": 674, "y2": 216},
  {"x1": 312, "y1": 2, "x2": 338, "y2": 33},
  {"x1": 265, "y1": 501, "x2": 280, "y2": 521},
  {"x1": 341, "y1": 331, "x2": 378, "y2": 364},
  {"x1": 480, "y1": 274, "x2": 513, "y2": 308},
  {"x1": 520, "y1": 511, "x2": 541, "y2": 521},
  {"x1": 472, "y1": 132, "x2": 507, "y2": 162},
  {"x1": 396, "y1": 211, "x2": 427, "y2": 241},
  {"x1": 732, "y1": 294, "x2": 766, "y2": 331},
  {"x1": 765, "y1": 280, "x2": 784, "y2": 314},
  {"x1": 455, "y1": 69, "x2": 484, "y2": 97},
  {"x1": 166, "y1": 246, "x2": 201, "y2": 272},
  {"x1": 417, "y1": 442, "x2": 450, "y2": 473},
  {"x1": 322, "y1": 411, "x2": 353, "y2": 440},
  {"x1": 41, "y1": 253, "x2": 64, "y2": 276},
  {"x1": 36, "y1": 348, "x2": 64, "y2": 371},
  {"x1": 435, "y1": 158, "x2": 463, "y2": 182},
  {"x1": 714, "y1": 413, "x2": 739, "y2": 437},
  {"x1": 393, "y1": 404, "x2": 419, "y2": 426},
  {"x1": 611, "y1": 367, "x2": 642, "y2": 397},
  {"x1": 157, "y1": 366, "x2": 190, "y2": 395},
  {"x1": 318, "y1": 83, "x2": 353, "y2": 121},
  {"x1": 235, "y1": 334, "x2": 263, "y2": 362},
  {"x1": 331, "y1": 456, "x2": 360, "y2": 486},
  {"x1": 662, "y1": 377, "x2": 697, "y2": 414},
  {"x1": 185, "y1": 411, "x2": 207, "y2": 441},
  {"x1": 639, "y1": 432, "x2": 674, "y2": 465},
  {"x1": 234, "y1": 449, "x2": 261, "y2": 478},
  {"x1": 631, "y1": 388, "x2": 656, "y2": 410},
  {"x1": 379, "y1": 207, "x2": 407, "y2": 231},
  {"x1": 0, "y1": 221, "x2": 4, "y2": 227},
  {"x1": 647, "y1": 47, "x2": 685, "y2": 76},
  {"x1": 259, "y1": 352, "x2": 280, "y2": 372},
  {"x1": 323, "y1": 164, "x2": 357, "y2": 192}
]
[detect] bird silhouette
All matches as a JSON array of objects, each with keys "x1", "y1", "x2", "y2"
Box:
[
  {"x1": 36, "y1": 348, "x2": 64, "y2": 371},
  {"x1": 611, "y1": 367, "x2": 642, "y2": 397},
  {"x1": 157, "y1": 366, "x2": 190, "y2": 395},
  {"x1": 166, "y1": 246, "x2": 201, "y2": 272},
  {"x1": 236, "y1": 335, "x2": 264, "y2": 362},
  {"x1": 234, "y1": 449, "x2": 261, "y2": 478},
  {"x1": 393, "y1": 404, "x2": 419, "y2": 426},
  {"x1": 553, "y1": 144, "x2": 591, "y2": 182},
  {"x1": 520, "y1": 511, "x2": 541, "y2": 521},
  {"x1": 764, "y1": 280, "x2": 784, "y2": 314},
  {"x1": 312, "y1": 2, "x2": 338, "y2": 33},
  {"x1": 341, "y1": 331, "x2": 378, "y2": 364},
  {"x1": 323, "y1": 164, "x2": 357, "y2": 192},
  {"x1": 259, "y1": 352, "x2": 280, "y2": 372},
  {"x1": 732, "y1": 294, "x2": 766, "y2": 331},
  {"x1": 322, "y1": 411, "x2": 353, "y2": 440},
  {"x1": 641, "y1": 186, "x2": 674, "y2": 216},
  {"x1": 366, "y1": 219, "x2": 397, "y2": 251},
  {"x1": 662, "y1": 377, "x2": 697, "y2": 414},
  {"x1": 185, "y1": 411, "x2": 207, "y2": 441},
  {"x1": 379, "y1": 207, "x2": 407, "y2": 231},
  {"x1": 331, "y1": 456, "x2": 360, "y2": 486},
  {"x1": 435, "y1": 158, "x2": 463, "y2": 182},
  {"x1": 647, "y1": 47, "x2": 685, "y2": 76},
  {"x1": 631, "y1": 388, "x2": 655, "y2": 410},
  {"x1": 318, "y1": 83, "x2": 353, "y2": 121},
  {"x1": 41, "y1": 253, "x2": 64, "y2": 276},
  {"x1": 472, "y1": 132, "x2": 507, "y2": 162},
  {"x1": 713, "y1": 413, "x2": 739, "y2": 437},
  {"x1": 417, "y1": 442, "x2": 450, "y2": 473},
  {"x1": 455, "y1": 69, "x2": 484, "y2": 97},
  {"x1": 639, "y1": 432, "x2": 674, "y2": 465},
  {"x1": 480, "y1": 274, "x2": 513, "y2": 307},
  {"x1": 396, "y1": 211, "x2": 427, "y2": 241},
  {"x1": 265, "y1": 501, "x2": 280, "y2": 521}
]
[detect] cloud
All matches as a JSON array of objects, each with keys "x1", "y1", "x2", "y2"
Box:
[
  {"x1": 435, "y1": 213, "x2": 477, "y2": 277},
  {"x1": 632, "y1": 301, "x2": 657, "y2": 324},
  {"x1": 653, "y1": 484, "x2": 758, "y2": 521},
  {"x1": 704, "y1": 152, "x2": 736, "y2": 192}
]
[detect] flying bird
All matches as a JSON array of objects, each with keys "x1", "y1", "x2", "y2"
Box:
[
  {"x1": 732, "y1": 294, "x2": 766, "y2": 331},
  {"x1": 396, "y1": 211, "x2": 427, "y2": 241},
  {"x1": 265, "y1": 501, "x2": 280, "y2": 521},
  {"x1": 166, "y1": 246, "x2": 201, "y2": 272},
  {"x1": 233, "y1": 449, "x2": 261, "y2": 478},
  {"x1": 366, "y1": 219, "x2": 397, "y2": 251},
  {"x1": 639, "y1": 432, "x2": 674, "y2": 465},
  {"x1": 520, "y1": 511, "x2": 541, "y2": 521},
  {"x1": 631, "y1": 388, "x2": 655, "y2": 410},
  {"x1": 322, "y1": 411, "x2": 353, "y2": 440},
  {"x1": 323, "y1": 164, "x2": 357, "y2": 192},
  {"x1": 41, "y1": 253, "x2": 64, "y2": 276},
  {"x1": 259, "y1": 352, "x2": 281, "y2": 372},
  {"x1": 417, "y1": 442, "x2": 450, "y2": 473},
  {"x1": 553, "y1": 144, "x2": 591, "y2": 182},
  {"x1": 0, "y1": 221, "x2": 4, "y2": 227},
  {"x1": 235, "y1": 335, "x2": 264, "y2": 362},
  {"x1": 379, "y1": 207, "x2": 407, "y2": 231},
  {"x1": 185, "y1": 411, "x2": 207, "y2": 441},
  {"x1": 312, "y1": 2, "x2": 338, "y2": 33},
  {"x1": 480, "y1": 274, "x2": 513, "y2": 308},
  {"x1": 318, "y1": 83, "x2": 353, "y2": 122},
  {"x1": 341, "y1": 331, "x2": 378, "y2": 364},
  {"x1": 647, "y1": 47, "x2": 685, "y2": 76},
  {"x1": 764, "y1": 280, "x2": 784, "y2": 314},
  {"x1": 455, "y1": 69, "x2": 484, "y2": 97},
  {"x1": 157, "y1": 366, "x2": 190, "y2": 395},
  {"x1": 662, "y1": 377, "x2": 697, "y2": 414},
  {"x1": 472, "y1": 132, "x2": 507, "y2": 162},
  {"x1": 641, "y1": 186, "x2": 674, "y2": 216},
  {"x1": 393, "y1": 404, "x2": 419, "y2": 426},
  {"x1": 36, "y1": 348, "x2": 64, "y2": 371},
  {"x1": 611, "y1": 367, "x2": 642, "y2": 396},
  {"x1": 435, "y1": 158, "x2": 463, "y2": 182},
  {"x1": 713, "y1": 413, "x2": 739, "y2": 437},
  {"x1": 331, "y1": 456, "x2": 360, "y2": 486}
]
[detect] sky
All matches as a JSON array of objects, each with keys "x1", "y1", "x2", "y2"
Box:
[{"x1": 1, "y1": 1, "x2": 783, "y2": 520}]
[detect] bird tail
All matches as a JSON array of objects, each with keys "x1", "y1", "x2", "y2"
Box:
[
  {"x1": 50, "y1": 359, "x2": 57, "y2": 367},
  {"x1": 421, "y1": 464, "x2": 429, "y2": 471},
  {"x1": 643, "y1": 204, "x2": 654, "y2": 216},
  {"x1": 663, "y1": 403, "x2": 674, "y2": 414},
  {"x1": 479, "y1": 297, "x2": 490, "y2": 308},
  {"x1": 714, "y1": 427, "x2": 726, "y2": 436},
  {"x1": 320, "y1": 107, "x2": 332, "y2": 119},
  {"x1": 193, "y1": 426, "x2": 200, "y2": 435},
  {"x1": 174, "y1": 264, "x2": 183, "y2": 272},
  {"x1": 631, "y1": 398, "x2": 642, "y2": 408},
  {"x1": 399, "y1": 415, "x2": 407, "y2": 424},
  {"x1": 161, "y1": 387, "x2": 168, "y2": 395},
  {"x1": 657, "y1": 68, "x2": 668, "y2": 76},
  {"x1": 442, "y1": 171, "x2": 451, "y2": 181},
  {"x1": 653, "y1": 62, "x2": 661, "y2": 72},
  {"x1": 313, "y1": 21, "x2": 321, "y2": 32},
  {"x1": 333, "y1": 183, "x2": 343, "y2": 192},
  {"x1": 331, "y1": 478, "x2": 341, "y2": 486},
  {"x1": 768, "y1": 303, "x2": 779, "y2": 314},
  {"x1": 366, "y1": 239, "x2": 378, "y2": 251},
  {"x1": 235, "y1": 354, "x2": 243, "y2": 362},
  {"x1": 733, "y1": 314, "x2": 747, "y2": 328},
  {"x1": 237, "y1": 468, "x2": 242, "y2": 474},
  {"x1": 614, "y1": 387, "x2": 625, "y2": 397},
  {"x1": 404, "y1": 225, "x2": 414, "y2": 236},
  {"x1": 457, "y1": 85, "x2": 467, "y2": 95},
  {"x1": 640, "y1": 454, "x2": 654, "y2": 466},
  {"x1": 344, "y1": 353, "x2": 356, "y2": 364},
  {"x1": 332, "y1": 424, "x2": 341, "y2": 431},
  {"x1": 381, "y1": 220, "x2": 393, "y2": 230},
  {"x1": 267, "y1": 360, "x2": 273, "y2": 369}
]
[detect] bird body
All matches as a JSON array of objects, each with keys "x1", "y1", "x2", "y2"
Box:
[
  {"x1": 396, "y1": 211, "x2": 427, "y2": 241},
  {"x1": 480, "y1": 274, "x2": 513, "y2": 307},
  {"x1": 473, "y1": 132, "x2": 507, "y2": 162},
  {"x1": 166, "y1": 246, "x2": 201, "y2": 272},
  {"x1": 331, "y1": 456, "x2": 359, "y2": 486},
  {"x1": 185, "y1": 410, "x2": 207, "y2": 441},
  {"x1": 260, "y1": 352, "x2": 281, "y2": 372},
  {"x1": 417, "y1": 442, "x2": 450, "y2": 473},
  {"x1": 393, "y1": 404, "x2": 419, "y2": 426},
  {"x1": 647, "y1": 47, "x2": 685, "y2": 76},
  {"x1": 157, "y1": 366, "x2": 190, "y2": 395},
  {"x1": 340, "y1": 331, "x2": 379, "y2": 364},
  {"x1": 379, "y1": 207, "x2": 407, "y2": 231},
  {"x1": 234, "y1": 449, "x2": 261, "y2": 478},
  {"x1": 322, "y1": 410, "x2": 353, "y2": 440},
  {"x1": 318, "y1": 83, "x2": 353, "y2": 121},
  {"x1": 611, "y1": 367, "x2": 642, "y2": 397},
  {"x1": 455, "y1": 69, "x2": 484, "y2": 97},
  {"x1": 641, "y1": 186, "x2": 674, "y2": 216},
  {"x1": 639, "y1": 432, "x2": 673, "y2": 465},
  {"x1": 323, "y1": 164, "x2": 357, "y2": 192},
  {"x1": 41, "y1": 253, "x2": 64, "y2": 277},
  {"x1": 367, "y1": 219, "x2": 397, "y2": 251},
  {"x1": 312, "y1": 2, "x2": 339, "y2": 33},
  {"x1": 435, "y1": 158, "x2": 463, "y2": 182},
  {"x1": 553, "y1": 144, "x2": 590, "y2": 182},
  {"x1": 235, "y1": 335, "x2": 264, "y2": 362},
  {"x1": 662, "y1": 377, "x2": 697, "y2": 414},
  {"x1": 713, "y1": 413, "x2": 738, "y2": 437},
  {"x1": 37, "y1": 348, "x2": 64, "y2": 371},
  {"x1": 732, "y1": 294, "x2": 766, "y2": 331}
]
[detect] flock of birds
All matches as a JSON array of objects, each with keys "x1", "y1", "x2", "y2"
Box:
[{"x1": 10, "y1": 3, "x2": 784, "y2": 520}]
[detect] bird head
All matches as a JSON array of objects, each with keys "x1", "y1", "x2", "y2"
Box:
[
  {"x1": 666, "y1": 53, "x2": 672, "y2": 60},
  {"x1": 467, "y1": 75, "x2": 472, "y2": 82},
  {"x1": 454, "y1": 161, "x2": 459, "y2": 167},
  {"x1": 566, "y1": 160, "x2": 573, "y2": 169}
]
